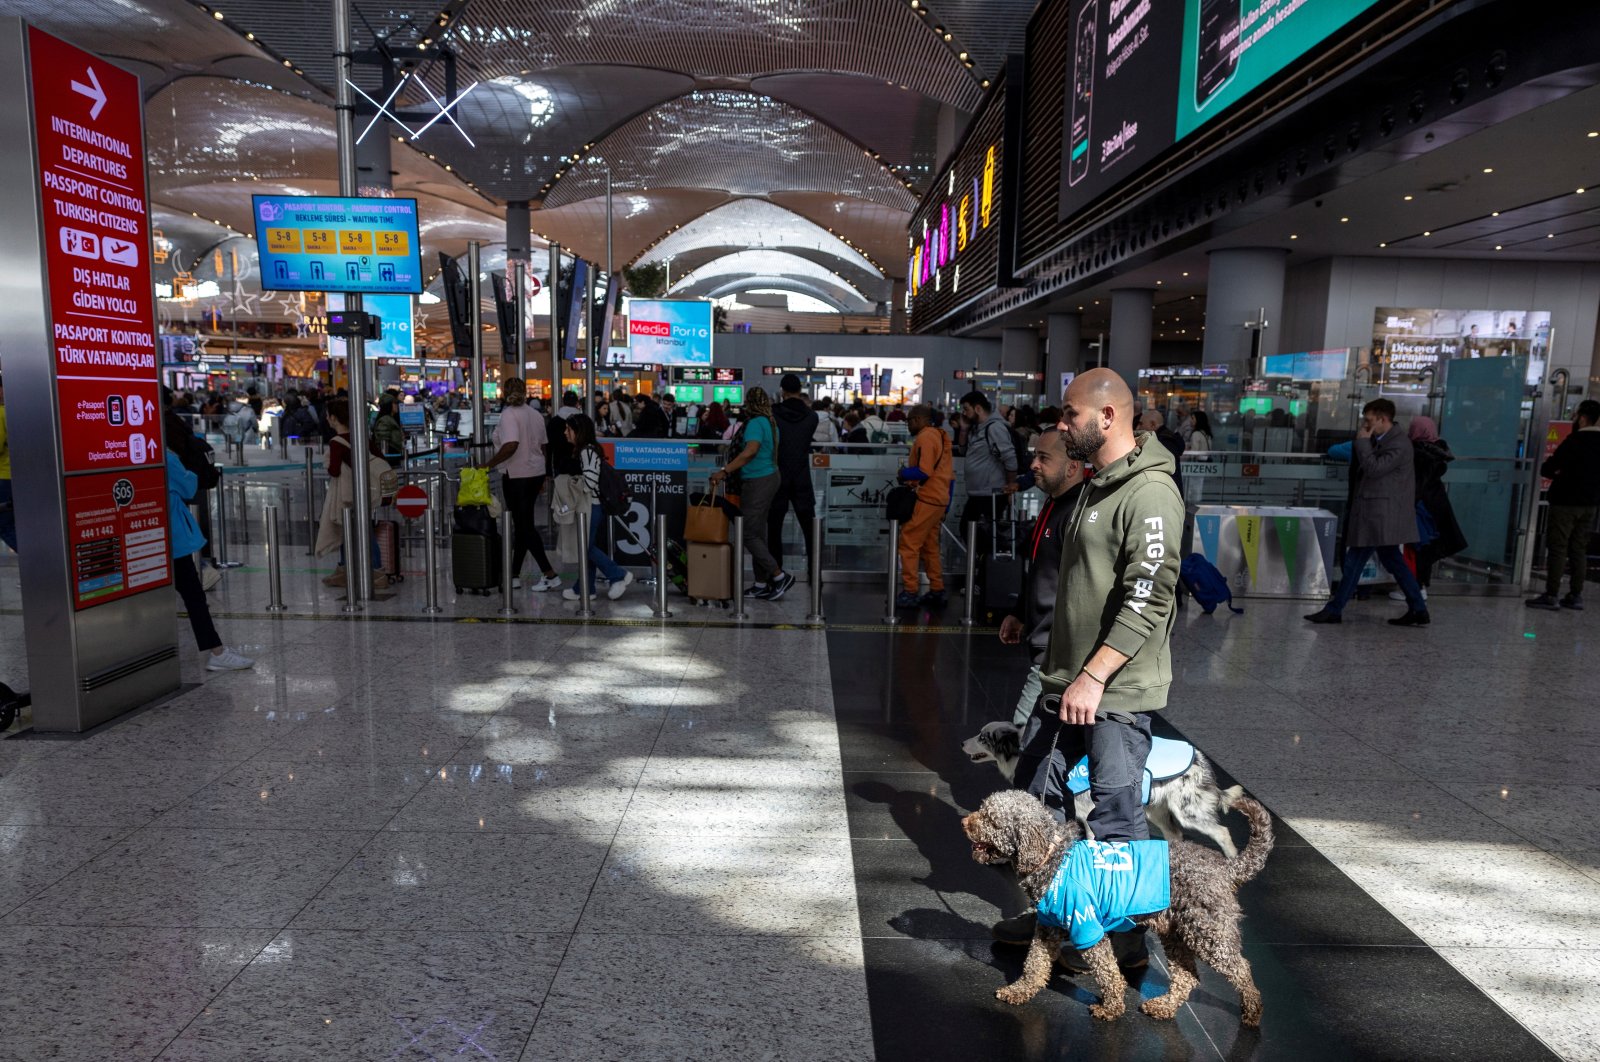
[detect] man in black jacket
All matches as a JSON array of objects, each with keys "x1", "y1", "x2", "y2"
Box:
[
  {"x1": 769, "y1": 373, "x2": 819, "y2": 575},
  {"x1": 1529, "y1": 399, "x2": 1600, "y2": 610},
  {"x1": 999, "y1": 428, "x2": 1084, "y2": 725}
]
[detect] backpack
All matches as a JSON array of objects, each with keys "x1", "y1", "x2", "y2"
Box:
[
  {"x1": 1180, "y1": 554, "x2": 1243, "y2": 615},
  {"x1": 593, "y1": 447, "x2": 631, "y2": 517},
  {"x1": 864, "y1": 417, "x2": 890, "y2": 444},
  {"x1": 167, "y1": 414, "x2": 220, "y2": 494}
]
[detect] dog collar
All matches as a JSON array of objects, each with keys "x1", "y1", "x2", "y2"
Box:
[{"x1": 1015, "y1": 831, "x2": 1068, "y2": 879}]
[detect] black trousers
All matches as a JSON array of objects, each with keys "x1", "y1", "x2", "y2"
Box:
[
  {"x1": 767, "y1": 475, "x2": 815, "y2": 575},
  {"x1": 503, "y1": 475, "x2": 555, "y2": 578},
  {"x1": 173, "y1": 554, "x2": 221, "y2": 652},
  {"x1": 1015, "y1": 698, "x2": 1153, "y2": 841}
]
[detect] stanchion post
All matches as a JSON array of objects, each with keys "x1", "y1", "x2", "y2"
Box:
[
  {"x1": 652, "y1": 514, "x2": 673, "y2": 619},
  {"x1": 731, "y1": 515, "x2": 749, "y2": 621},
  {"x1": 340, "y1": 505, "x2": 362, "y2": 613},
  {"x1": 422, "y1": 504, "x2": 443, "y2": 614},
  {"x1": 498, "y1": 509, "x2": 518, "y2": 616},
  {"x1": 213, "y1": 470, "x2": 240, "y2": 569},
  {"x1": 883, "y1": 519, "x2": 902, "y2": 625},
  {"x1": 961, "y1": 519, "x2": 979, "y2": 628},
  {"x1": 575, "y1": 510, "x2": 596, "y2": 618},
  {"x1": 805, "y1": 512, "x2": 825, "y2": 625},
  {"x1": 303, "y1": 447, "x2": 317, "y2": 555},
  {"x1": 264, "y1": 504, "x2": 287, "y2": 612}
]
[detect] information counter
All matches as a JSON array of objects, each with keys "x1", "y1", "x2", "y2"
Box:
[{"x1": 1188, "y1": 505, "x2": 1336, "y2": 600}]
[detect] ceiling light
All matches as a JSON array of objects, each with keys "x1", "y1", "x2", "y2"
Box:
[
  {"x1": 958, "y1": 52, "x2": 969, "y2": 61},
  {"x1": 1403, "y1": 194, "x2": 1413, "y2": 201},
  {"x1": 1378, "y1": 242, "x2": 1387, "y2": 248},
  {"x1": 1482, "y1": 167, "x2": 1493, "y2": 173},
  {"x1": 1340, "y1": 216, "x2": 1349, "y2": 223},
  {"x1": 1548, "y1": 233, "x2": 1555, "y2": 238},
  {"x1": 1579, "y1": 188, "x2": 1588, "y2": 194},
  {"x1": 1495, "y1": 244, "x2": 1503, "y2": 250},
  {"x1": 1181, "y1": 271, "x2": 1188, "y2": 276},
  {"x1": 1289, "y1": 234, "x2": 1298, "y2": 240},
  {"x1": 245, "y1": 32, "x2": 254, "y2": 40},
  {"x1": 212, "y1": 9, "x2": 224, "y2": 19},
  {"x1": 1422, "y1": 231, "x2": 1431, "y2": 236},
  {"x1": 1491, "y1": 211, "x2": 1500, "y2": 216}
]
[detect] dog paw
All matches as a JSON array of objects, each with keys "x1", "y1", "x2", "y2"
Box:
[
  {"x1": 1089, "y1": 1002, "x2": 1125, "y2": 1022},
  {"x1": 995, "y1": 985, "x2": 1035, "y2": 1006},
  {"x1": 1140, "y1": 998, "x2": 1178, "y2": 1021}
]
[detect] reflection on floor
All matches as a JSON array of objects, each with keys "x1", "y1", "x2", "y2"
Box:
[
  {"x1": 0, "y1": 618, "x2": 872, "y2": 1061},
  {"x1": 832, "y1": 594, "x2": 1599, "y2": 1062},
  {"x1": 2, "y1": 543, "x2": 1597, "y2": 1060}
]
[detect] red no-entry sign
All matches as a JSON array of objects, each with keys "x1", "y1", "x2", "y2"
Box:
[{"x1": 393, "y1": 484, "x2": 428, "y2": 520}]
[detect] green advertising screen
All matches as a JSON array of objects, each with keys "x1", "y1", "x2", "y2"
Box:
[
  {"x1": 1239, "y1": 396, "x2": 1274, "y2": 415},
  {"x1": 1060, "y1": 0, "x2": 1382, "y2": 223},
  {"x1": 670, "y1": 385, "x2": 706, "y2": 403},
  {"x1": 712, "y1": 384, "x2": 745, "y2": 405}
]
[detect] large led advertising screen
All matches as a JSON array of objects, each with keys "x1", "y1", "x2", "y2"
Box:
[
  {"x1": 624, "y1": 299, "x2": 713, "y2": 366},
  {"x1": 1059, "y1": 0, "x2": 1383, "y2": 223},
  {"x1": 253, "y1": 195, "x2": 424, "y2": 294}
]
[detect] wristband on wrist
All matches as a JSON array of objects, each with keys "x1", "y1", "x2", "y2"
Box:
[{"x1": 1080, "y1": 668, "x2": 1108, "y2": 686}]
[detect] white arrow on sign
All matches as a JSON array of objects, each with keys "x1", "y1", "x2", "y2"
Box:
[{"x1": 71, "y1": 66, "x2": 106, "y2": 121}]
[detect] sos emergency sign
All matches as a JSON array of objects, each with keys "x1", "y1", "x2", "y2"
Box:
[{"x1": 29, "y1": 26, "x2": 169, "y2": 605}]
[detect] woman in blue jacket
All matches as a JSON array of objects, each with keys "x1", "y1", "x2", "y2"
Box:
[{"x1": 167, "y1": 451, "x2": 253, "y2": 671}]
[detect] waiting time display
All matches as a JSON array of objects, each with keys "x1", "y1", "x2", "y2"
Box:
[{"x1": 253, "y1": 195, "x2": 423, "y2": 295}]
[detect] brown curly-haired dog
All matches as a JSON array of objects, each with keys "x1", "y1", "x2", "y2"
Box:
[{"x1": 962, "y1": 788, "x2": 1273, "y2": 1025}]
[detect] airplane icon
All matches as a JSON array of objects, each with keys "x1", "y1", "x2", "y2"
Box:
[{"x1": 102, "y1": 238, "x2": 138, "y2": 267}]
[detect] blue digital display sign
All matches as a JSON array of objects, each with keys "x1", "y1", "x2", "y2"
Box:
[{"x1": 252, "y1": 195, "x2": 423, "y2": 294}]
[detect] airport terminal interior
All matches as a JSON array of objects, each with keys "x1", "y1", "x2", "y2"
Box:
[{"x1": 2, "y1": 1, "x2": 1600, "y2": 1059}]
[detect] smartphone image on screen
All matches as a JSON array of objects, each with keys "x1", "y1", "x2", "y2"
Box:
[
  {"x1": 107, "y1": 395, "x2": 125, "y2": 426},
  {"x1": 1195, "y1": 0, "x2": 1240, "y2": 108},
  {"x1": 1068, "y1": 0, "x2": 1097, "y2": 187}
]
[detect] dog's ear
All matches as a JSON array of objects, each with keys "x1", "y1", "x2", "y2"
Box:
[
  {"x1": 996, "y1": 726, "x2": 1021, "y2": 758},
  {"x1": 1062, "y1": 817, "x2": 1085, "y2": 844}
]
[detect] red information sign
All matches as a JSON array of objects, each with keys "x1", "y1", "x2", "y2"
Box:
[
  {"x1": 1541, "y1": 422, "x2": 1572, "y2": 492},
  {"x1": 63, "y1": 467, "x2": 170, "y2": 610},
  {"x1": 30, "y1": 27, "x2": 163, "y2": 475},
  {"x1": 28, "y1": 27, "x2": 169, "y2": 607},
  {"x1": 393, "y1": 484, "x2": 429, "y2": 520}
]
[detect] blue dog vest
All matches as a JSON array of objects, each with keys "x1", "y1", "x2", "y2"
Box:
[
  {"x1": 1063, "y1": 735, "x2": 1196, "y2": 804},
  {"x1": 1038, "y1": 839, "x2": 1171, "y2": 950}
]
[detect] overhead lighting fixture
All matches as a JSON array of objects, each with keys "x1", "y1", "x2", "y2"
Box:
[
  {"x1": 1548, "y1": 233, "x2": 1555, "y2": 238},
  {"x1": 1340, "y1": 216, "x2": 1349, "y2": 223},
  {"x1": 1495, "y1": 244, "x2": 1503, "y2": 250},
  {"x1": 1378, "y1": 242, "x2": 1387, "y2": 248},
  {"x1": 1482, "y1": 167, "x2": 1493, "y2": 173},
  {"x1": 212, "y1": 9, "x2": 224, "y2": 19},
  {"x1": 1422, "y1": 231, "x2": 1431, "y2": 236},
  {"x1": 1403, "y1": 194, "x2": 1414, "y2": 201},
  {"x1": 1579, "y1": 187, "x2": 1588, "y2": 194},
  {"x1": 1289, "y1": 234, "x2": 1298, "y2": 240},
  {"x1": 1491, "y1": 211, "x2": 1500, "y2": 216},
  {"x1": 1181, "y1": 271, "x2": 1189, "y2": 276},
  {"x1": 245, "y1": 32, "x2": 255, "y2": 40}
]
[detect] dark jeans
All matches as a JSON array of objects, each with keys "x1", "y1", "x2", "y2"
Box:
[
  {"x1": 576, "y1": 504, "x2": 627, "y2": 594},
  {"x1": 766, "y1": 475, "x2": 815, "y2": 576},
  {"x1": 1016, "y1": 699, "x2": 1153, "y2": 842},
  {"x1": 1415, "y1": 542, "x2": 1438, "y2": 588},
  {"x1": 1546, "y1": 505, "x2": 1597, "y2": 596},
  {"x1": 172, "y1": 554, "x2": 221, "y2": 652},
  {"x1": 0, "y1": 479, "x2": 15, "y2": 552},
  {"x1": 503, "y1": 474, "x2": 555, "y2": 578},
  {"x1": 1327, "y1": 544, "x2": 1425, "y2": 614}
]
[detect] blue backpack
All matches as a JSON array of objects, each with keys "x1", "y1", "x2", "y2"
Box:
[{"x1": 1180, "y1": 554, "x2": 1243, "y2": 615}]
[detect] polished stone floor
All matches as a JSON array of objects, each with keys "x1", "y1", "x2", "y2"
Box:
[{"x1": 1, "y1": 548, "x2": 1597, "y2": 1059}]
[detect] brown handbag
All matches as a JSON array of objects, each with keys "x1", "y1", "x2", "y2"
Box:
[{"x1": 686, "y1": 482, "x2": 730, "y2": 544}]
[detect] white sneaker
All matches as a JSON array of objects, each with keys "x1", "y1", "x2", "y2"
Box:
[
  {"x1": 512, "y1": 577, "x2": 523, "y2": 590},
  {"x1": 200, "y1": 566, "x2": 223, "y2": 592},
  {"x1": 206, "y1": 647, "x2": 255, "y2": 671},
  {"x1": 562, "y1": 587, "x2": 581, "y2": 602},
  {"x1": 532, "y1": 575, "x2": 564, "y2": 592},
  {"x1": 608, "y1": 571, "x2": 634, "y2": 600}
]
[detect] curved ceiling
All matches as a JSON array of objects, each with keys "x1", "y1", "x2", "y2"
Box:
[
  {"x1": 671, "y1": 250, "x2": 869, "y2": 303},
  {"x1": 695, "y1": 276, "x2": 867, "y2": 313},
  {"x1": 644, "y1": 199, "x2": 881, "y2": 275},
  {"x1": 541, "y1": 91, "x2": 917, "y2": 211}
]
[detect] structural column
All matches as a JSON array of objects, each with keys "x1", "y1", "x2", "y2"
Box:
[
  {"x1": 1001, "y1": 326, "x2": 1041, "y2": 371},
  {"x1": 1045, "y1": 312, "x2": 1082, "y2": 400},
  {"x1": 1109, "y1": 289, "x2": 1154, "y2": 394},
  {"x1": 1201, "y1": 247, "x2": 1288, "y2": 372}
]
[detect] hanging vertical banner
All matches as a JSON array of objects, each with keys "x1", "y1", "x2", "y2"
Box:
[
  {"x1": 1273, "y1": 516, "x2": 1302, "y2": 589},
  {"x1": 1237, "y1": 515, "x2": 1263, "y2": 587}
]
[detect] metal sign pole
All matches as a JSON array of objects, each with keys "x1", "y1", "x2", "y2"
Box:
[
  {"x1": 304, "y1": 446, "x2": 317, "y2": 555},
  {"x1": 884, "y1": 519, "x2": 902, "y2": 626},
  {"x1": 513, "y1": 258, "x2": 527, "y2": 374},
  {"x1": 498, "y1": 509, "x2": 518, "y2": 616},
  {"x1": 731, "y1": 515, "x2": 749, "y2": 621},
  {"x1": 468, "y1": 240, "x2": 485, "y2": 446},
  {"x1": 422, "y1": 504, "x2": 443, "y2": 614},
  {"x1": 652, "y1": 515, "x2": 673, "y2": 620},
  {"x1": 805, "y1": 512, "x2": 825, "y2": 625},
  {"x1": 264, "y1": 505, "x2": 287, "y2": 612},
  {"x1": 334, "y1": 0, "x2": 374, "y2": 602},
  {"x1": 575, "y1": 510, "x2": 596, "y2": 618},
  {"x1": 340, "y1": 506, "x2": 362, "y2": 613},
  {"x1": 961, "y1": 519, "x2": 979, "y2": 627}
]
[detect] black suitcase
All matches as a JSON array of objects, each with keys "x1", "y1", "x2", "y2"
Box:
[{"x1": 451, "y1": 502, "x2": 500, "y2": 594}]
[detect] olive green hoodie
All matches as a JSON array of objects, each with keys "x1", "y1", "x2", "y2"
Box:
[{"x1": 1040, "y1": 431, "x2": 1185, "y2": 713}]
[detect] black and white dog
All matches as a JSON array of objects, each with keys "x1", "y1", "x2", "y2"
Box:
[{"x1": 960, "y1": 721, "x2": 1242, "y2": 858}]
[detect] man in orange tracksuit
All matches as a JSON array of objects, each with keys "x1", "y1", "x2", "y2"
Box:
[{"x1": 897, "y1": 404, "x2": 954, "y2": 607}]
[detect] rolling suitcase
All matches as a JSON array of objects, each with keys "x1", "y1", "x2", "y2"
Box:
[
  {"x1": 977, "y1": 495, "x2": 1025, "y2": 622},
  {"x1": 687, "y1": 542, "x2": 733, "y2": 602},
  {"x1": 375, "y1": 517, "x2": 403, "y2": 582},
  {"x1": 451, "y1": 504, "x2": 500, "y2": 594}
]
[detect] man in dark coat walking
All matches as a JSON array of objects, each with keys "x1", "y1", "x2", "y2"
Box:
[{"x1": 1306, "y1": 398, "x2": 1430, "y2": 626}]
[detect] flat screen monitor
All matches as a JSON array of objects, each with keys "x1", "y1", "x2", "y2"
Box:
[
  {"x1": 625, "y1": 299, "x2": 713, "y2": 366},
  {"x1": 671, "y1": 385, "x2": 706, "y2": 404},
  {"x1": 253, "y1": 195, "x2": 423, "y2": 294},
  {"x1": 711, "y1": 384, "x2": 744, "y2": 405}
]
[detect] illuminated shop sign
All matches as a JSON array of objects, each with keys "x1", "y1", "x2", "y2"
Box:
[{"x1": 909, "y1": 144, "x2": 998, "y2": 300}]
